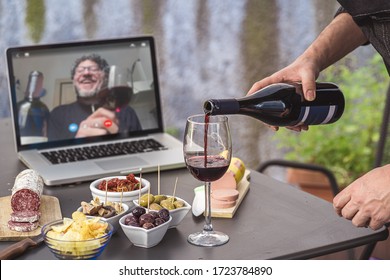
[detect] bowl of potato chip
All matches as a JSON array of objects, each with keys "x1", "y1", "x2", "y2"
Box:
[
  {"x1": 90, "y1": 173, "x2": 150, "y2": 206},
  {"x1": 41, "y1": 212, "x2": 113, "y2": 260}
]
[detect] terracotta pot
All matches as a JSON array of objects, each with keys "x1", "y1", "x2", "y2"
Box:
[{"x1": 286, "y1": 168, "x2": 334, "y2": 202}]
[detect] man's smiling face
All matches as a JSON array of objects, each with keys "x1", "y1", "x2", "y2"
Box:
[{"x1": 73, "y1": 60, "x2": 105, "y2": 98}]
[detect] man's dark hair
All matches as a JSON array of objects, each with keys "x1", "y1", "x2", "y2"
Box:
[{"x1": 70, "y1": 53, "x2": 110, "y2": 79}]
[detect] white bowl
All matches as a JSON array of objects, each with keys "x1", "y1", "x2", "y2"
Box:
[
  {"x1": 133, "y1": 196, "x2": 191, "y2": 229},
  {"x1": 90, "y1": 176, "x2": 150, "y2": 206},
  {"x1": 77, "y1": 203, "x2": 130, "y2": 233},
  {"x1": 119, "y1": 213, "x2": 172, "y2": 248}
]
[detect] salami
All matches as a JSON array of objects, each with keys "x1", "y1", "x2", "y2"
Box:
[
  {"x1": 12, "y1": 169, "x2": 44, "y2": 197},
  {"x1": 7, "y1": 220, "x2": 39, "y2": 232},
  {"x1": 8, "y1": 169, "x2": 44, "y2": 232},
  {"x1": 10, "y1": 211, "x2": 41, "y2": 223}
]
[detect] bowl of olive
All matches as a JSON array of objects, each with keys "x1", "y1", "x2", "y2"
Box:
[
  {"x1": 133, "y1": 194, "x2": 191, "y2": 228},
  {"x1": 119, "y1": 207, "x2": 172, "y2": 248}
]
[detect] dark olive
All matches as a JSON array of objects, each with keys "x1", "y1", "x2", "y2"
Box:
[
  {"x1": 128, "y1": 221, "x2": 140, "y2": 227},
  {"x1": 158, "y1": 208, "x2": 170, "y2": 221},
  {"x1": 139, "y1": 213, "x2": 155, "y2": 226},
  {"x1": 131, "y1": 206, "x2": 146, "y2": 218},
  {"x1": 124, "y1": 215, "x2": 139, "y2": 225},
  {"x1": 154, "y1": 217, "x2": 166, "y2": 227},
  {"x1": 142, "y1": 222, "x2": 155, "y2": 230},
  {"x1": 150, "y1": 211, "x2": 159, "y2": 219}
]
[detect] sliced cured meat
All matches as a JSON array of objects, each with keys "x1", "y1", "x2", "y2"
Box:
[
  {"x1": 11, "y1": 189, "x2": 41, "y2": 212},
  {"x1": 8, "y1": 170, "x2": 44, "y2": 232},
  {"x1": 211, "y1": 188, "x2": 239, "y2": 202},
  {"x1": 211, "y1": 197, "x2": 236, "y2": 209},
  {"x1": 211, "y1": 172, "x2": 237, "y2": 191},
  {"x1": 7, "y1": 220, "x2": 39, "y2": 232},
  {"x1": 10, "y1": 211, "x2": 41, "y2": 223}
]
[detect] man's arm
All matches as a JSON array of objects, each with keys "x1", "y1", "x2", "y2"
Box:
[
  {"x1": 303, "y1": 12, "x2": 367, "y2": 74},
  {"x1": 248, "y1": 12, "x2": 367, "y2": 101}
]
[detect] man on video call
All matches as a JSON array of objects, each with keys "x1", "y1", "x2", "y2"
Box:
[{"x1": 47, "y1": 53, "x2": 141, "y2": 141}]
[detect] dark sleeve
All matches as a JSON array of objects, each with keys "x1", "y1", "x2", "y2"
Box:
[{"x1": 334, "y1": 6, "x2": 346, "y2": 18}]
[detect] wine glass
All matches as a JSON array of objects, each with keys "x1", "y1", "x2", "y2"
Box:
[
  {"x1": 183, "y1": 114, "x2": 232, "y2": 247},
  {"x1": 98, "y1": 65, "x2": 132, "y2": 110}
]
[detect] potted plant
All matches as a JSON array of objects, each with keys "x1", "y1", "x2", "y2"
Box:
[{"x1": 273, "y1": 53, "x2": 388, "y2": 198}]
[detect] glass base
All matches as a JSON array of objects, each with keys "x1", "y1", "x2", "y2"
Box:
[{"x1": 187, "y1": 230, "x2": 229, "y2": 247}]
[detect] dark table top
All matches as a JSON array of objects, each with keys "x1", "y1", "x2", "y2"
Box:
[{"x1": 0, "y1": 118, "x2": 388, "y2": 259}]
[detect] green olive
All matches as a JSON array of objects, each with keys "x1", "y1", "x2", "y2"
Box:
[
  {"x1": 154, "y1": 195, "x2": 167, "y2": 204},
  {"x1": 160, "y1": 199, "x2": 175, "y2": 210},
  {"x1": 173, "y1": 200, "x2": 185, "y2": 208},
  {"x1": 149, "y1": 202, "x2": 163, "y2": 211},
  {"x1": 139, "y1": 194, "x2": 154, "y2": 207}
]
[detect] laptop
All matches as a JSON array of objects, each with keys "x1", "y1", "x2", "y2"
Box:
[{"x1": 6, "y1": 36, "x2": 185, "y2": 186}]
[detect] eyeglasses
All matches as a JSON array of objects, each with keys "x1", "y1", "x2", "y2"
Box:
[{"x1": 75, "y1": 65, "x2": 101, "y2": 74}]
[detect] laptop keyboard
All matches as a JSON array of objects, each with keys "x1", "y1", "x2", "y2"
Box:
[{"x1": 41, "y1": 138, "x2": 167, "y2": 164}]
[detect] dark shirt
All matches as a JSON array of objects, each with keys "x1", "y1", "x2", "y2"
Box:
[
  {"x1": 47, "y1": 101, "x2": 142, "y2": 141},
  {"x1": 337, "y1": 0, "x2": 390, "y2": 73}
]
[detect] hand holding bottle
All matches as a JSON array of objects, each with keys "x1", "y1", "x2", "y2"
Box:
[
  {"x1": 204, "y1": 81, "x2": 344, "y2": 129},
  {"x1": 246, "y1": 55, "x2": 321, "y2": 131}
]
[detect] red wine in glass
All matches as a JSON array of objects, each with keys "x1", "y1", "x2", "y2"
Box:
[{"x1": 186, "y1": 155, "x2": 229, "y2": 182}]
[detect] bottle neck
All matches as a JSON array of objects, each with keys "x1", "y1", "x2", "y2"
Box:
[{"x1": 204, "y1": 99, "x2": 239, "y2": 115}]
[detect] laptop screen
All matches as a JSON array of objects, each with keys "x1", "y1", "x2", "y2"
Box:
[{"x1": 6, "y1": 36, "x2": 163, "y2": 151}]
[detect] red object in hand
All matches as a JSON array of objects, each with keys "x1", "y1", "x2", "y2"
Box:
[{"x1": 104, "y1": 119, "x2": 112, "y2": 127}]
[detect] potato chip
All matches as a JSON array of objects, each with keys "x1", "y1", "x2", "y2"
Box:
[
  {"x1": 72, "y1": 211, "x2": 87, "y2": 221},
  {"x1": 51, "y1": 217, "x2": 73, "y2": 233}
]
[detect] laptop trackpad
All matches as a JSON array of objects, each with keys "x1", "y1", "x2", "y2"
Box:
[{"x1": 96, "y1": 156, "x2": 148, "y2": 170}]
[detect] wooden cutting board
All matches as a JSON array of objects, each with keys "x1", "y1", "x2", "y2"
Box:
[
  {"x1": 211, "y1": 170, "x2": 250, "y2": 218},
  {"x1": 0, "y1": 195, "x2": 62, "y2": 241}
]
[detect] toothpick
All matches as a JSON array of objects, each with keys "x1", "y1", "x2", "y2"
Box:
[
  {"x1": 138, "y1": 169, "x2": 142, "y2": 203},
  {"x1": 172, "y1": 177, "x2": 178, "y2": 200},
  {"x1": 105, "y1": 180, "x2": 108, "y2": 205},
  {"x1": 147, "y1": 177, "x2": 150, "y2": 213},
  {"x1": 157, "y1": 164, "x2": 160, "y2": 195},
  {"x1": 120, "y1": 187, "x2": 123, "y2": 211}
]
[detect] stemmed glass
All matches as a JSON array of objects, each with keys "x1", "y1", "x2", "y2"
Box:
[{"x1": 183, "y1": 114, "x2": 232, "y2": 247}]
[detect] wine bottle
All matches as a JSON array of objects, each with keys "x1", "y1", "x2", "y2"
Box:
[
  {"x1": 17, "y1": 71, "x2": 49, "y2": 137},
  {"x1": 203, "y1": 82, "x2": 345, "y2": 127}
]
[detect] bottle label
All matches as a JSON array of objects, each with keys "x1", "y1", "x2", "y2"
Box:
[{"x1": 298, "y1": 105, "x2": 337, "y2": 125}]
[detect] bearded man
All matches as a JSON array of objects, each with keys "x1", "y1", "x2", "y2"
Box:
[{"x1": 47, "y1": 54, "x2": 141, "y2": 141}]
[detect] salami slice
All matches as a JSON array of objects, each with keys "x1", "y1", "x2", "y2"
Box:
[
  {"x1": 10, "y1": 211, "x2": 41, "y2": 223},
  {"x1": 7, "y1": 220, "x2": 39, "y2": 232},
  {"x1": 11, "y1": 189, "x2": 41, "y2": 212}
]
